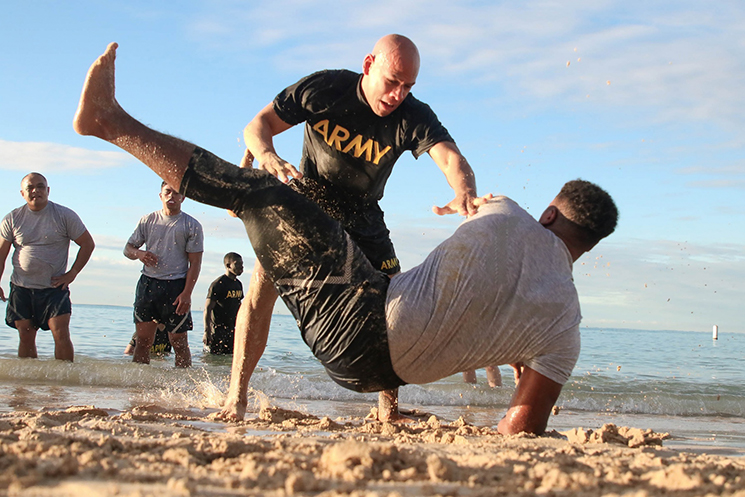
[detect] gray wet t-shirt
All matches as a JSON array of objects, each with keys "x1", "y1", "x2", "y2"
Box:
[
  {"x1": 385, "y1": 196, "x2": 581, "y2": 385},
  {"x1": 0, "y1": 202, "x2": 87, "y2": 289},
  {"x1": 127, "y1": 210, "x2": 204, "y2": 280}
]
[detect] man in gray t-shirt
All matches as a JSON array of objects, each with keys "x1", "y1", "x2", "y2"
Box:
[
  {"x1": 0, "y1": 172, "x2": 95, "y2": 361},
  {"x1": 123, "y1": 181, "x2": 204, "y2": 368}
]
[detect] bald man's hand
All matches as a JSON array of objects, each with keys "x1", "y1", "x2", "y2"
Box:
[{"x1": 433, "y1": 192, "x2": 493, "y2": 217}]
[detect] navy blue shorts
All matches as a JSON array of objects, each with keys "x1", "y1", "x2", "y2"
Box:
[
  {"x1": 5, "y1": 283, "x2": 72, "y2": 331},
  {"x1": 133, "y1": 275, "x2": 193, "y2": 334}
]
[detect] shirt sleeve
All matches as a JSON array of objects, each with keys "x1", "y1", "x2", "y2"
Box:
[
  {"x1": 273, "y1": 70, "x2": 349, "y2": 126},
  {"x1": 127, "y1": 217, "x2": 148, "y2": 248},
  {"x1": 524, "y1": 325, "x2": 581, "y2": 385},
  {"x1": 61, "y1": 206, "x2": 87, "y2": 241},
  {"x1": 0, "y1": 213, "x2": 12, "y2": 243},
  {"x1": 207, "y1": 278, "x2": 221, "y2": 300},
  {"x1": 185, "y1": 217, "x2": 204, "y2": 253},
  {"x1": 405, "y1": 98, "x2": 455, "y2": 159}
]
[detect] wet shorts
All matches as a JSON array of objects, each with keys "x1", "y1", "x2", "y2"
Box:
[
  {"x1": 205, "y1": 325, "x2": 234, "y2": 355},
  {"x1": 181, "y1": 147, "x2": 406, "y2": 392},
  {"x1": 5, "y1": 283, "x2": 72, "y2": 331},
  {"x1": 133, "y1": 275, "x2": 193, "y2": 334},
  {"x1": 290, "y1": 177, "x2": 400, "y2": 275},
  {"x1": 127, "y1": 325, "x2": 172, "y2": 356}
]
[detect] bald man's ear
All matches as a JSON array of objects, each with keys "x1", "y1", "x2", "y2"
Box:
[
  {"x1": 362, "y1": 54, "x2": 375, "y2": 75},
  {"x1": 539, "y1": 205, "x2": 558, "y2": 226}
]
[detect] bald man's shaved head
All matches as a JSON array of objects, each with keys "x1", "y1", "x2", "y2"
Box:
[
  {"x1": 20, "y1": 172, "x2": 50, "y2": 211},
  {"x1": 371, "y1": 34, "x2": 420, "y2": 71},
  {"x1": 361, "y1": 34, "x2": 421, "y2": 117},
  {"x1": 22, "y1": 172, "x2": 48, "y2": 186}
]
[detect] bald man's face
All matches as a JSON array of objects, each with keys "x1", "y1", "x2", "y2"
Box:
[
  {"x1": 361, "y1": 49, "x2": 419, "y2": 117},
  {"x1": 20, "y1": 174, "x2": 50, "y2": 211}
]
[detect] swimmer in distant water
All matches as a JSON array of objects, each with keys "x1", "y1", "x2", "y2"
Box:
[
  {"x1": 123, "y1": 181, "x2": 204, "y2": 368},
  {"x1": 73, "y1": 42, "x2": 618, "y2": 434},
  {"x1": 0, "y1": 173, "x2": 95, "y2": 362}
]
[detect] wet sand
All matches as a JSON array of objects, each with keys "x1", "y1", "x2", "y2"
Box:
[{"x1": 2, "y1": 405, "x2": 744, "y2": 496}]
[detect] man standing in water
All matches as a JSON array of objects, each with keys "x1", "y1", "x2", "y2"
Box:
[
  {"x1": 73, "y1": 43, "x2": 618, "y2": 434},
  {"x1": 124, "y1": 181, "x2": 204, "y2": 368},
  {"x1": 229, "y1": 33, "x2": 483, "y2": 421},
  {"x1": 0, "y1": 173, "x2": 95, "y2": 361},
  {"x1": 203, "y1": 252, "x2": 244, "y2": 355}
]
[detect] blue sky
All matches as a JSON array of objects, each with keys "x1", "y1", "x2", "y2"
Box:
[{"x1": 1, "y1": 1, "x2": 743, "y2": 333}]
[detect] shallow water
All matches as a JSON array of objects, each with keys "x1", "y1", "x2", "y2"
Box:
[{"x1": 0, "y1": 303, "x2": 743, "y2": 454}]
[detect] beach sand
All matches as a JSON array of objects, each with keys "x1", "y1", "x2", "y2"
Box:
[{"x1": 1, "y1": 405, "x2": 743, "y2": 496}]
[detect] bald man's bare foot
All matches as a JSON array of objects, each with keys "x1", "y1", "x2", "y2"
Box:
[
  {"x1": 215, "y1": 396, "x2": 247, "y2": 422},
  {"x1": 73, "y1": 42, "x2": 124, "y2": 140}
]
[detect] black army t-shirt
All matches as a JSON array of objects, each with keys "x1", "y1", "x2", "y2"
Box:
[
  {"x1": 206, "y1": 275, "x2": 243, "y2": 333},
  {"x1": 273, "y1": 69, "x2": 454, "y2": 201}
]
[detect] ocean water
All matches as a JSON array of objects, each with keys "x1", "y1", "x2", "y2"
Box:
[{"x1": 0, "y1": 303, "x2": 743, "y2": 455}]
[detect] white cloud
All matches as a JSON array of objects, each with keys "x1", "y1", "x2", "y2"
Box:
[
  {"x1": 0, "y1": 140, "x2": 131, "y2": 172},
  {"x1": 185, "y1": 0, "x2": 745, "y2": 134},
  {"x1": 575, "y1": 237, "x2": 745, "y2": 332}
]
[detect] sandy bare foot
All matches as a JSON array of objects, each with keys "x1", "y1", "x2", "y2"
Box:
[
  {"x1": 212, "y1": 398, "x2": 247, "y2": 422},
  {"x1": 73, "y1": 42, "x2": 123, "y2": 139}
]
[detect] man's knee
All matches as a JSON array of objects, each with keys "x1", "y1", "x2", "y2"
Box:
[
  {"x1": 15, "y1": 320, "x2": 37, "y2": 335},
  {"x1": 136, "y1": 324, "x2": 157, "y2": 348},
  {"x1": 168, "y1": 332, "x2": 189, "y2": 350},
  {"x1": 48, "y1": 314, "x2": 72, "y2": 338},
  {"x1": 247, "y1": 262, "x2": 279, "y2": 306}
]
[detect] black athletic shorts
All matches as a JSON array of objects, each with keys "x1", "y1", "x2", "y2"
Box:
[
  {"x1": 5, "y1": 283, "x2": 72, "y2": 331},
  {"x1": 289, "y1": 177, "x2": 400, "y2": 275},
  {"x1": 181, "y1": 147, "x2": 406, "y2": 392},
  {"x1": 128, "y1": 325, "x2": 172, "y2": 356},
  {"x1": 133, "y1": 275, "x2": 193, "y2": 334},
  {"x1": 205, "y1": 325, "x2": 234, "y2": 355}
]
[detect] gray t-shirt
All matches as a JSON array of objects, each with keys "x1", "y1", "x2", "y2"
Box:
[
  {"x1": 0, "y1": 201, "x2": 87, "y2": 289},
  {"x1": 127, "y1": 210, "x2": 204, "y2": 280},
  {"x1": 385, "y1": 196, "x2": 581, "y2": 385}
]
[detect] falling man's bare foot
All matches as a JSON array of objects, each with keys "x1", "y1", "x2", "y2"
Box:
[{"x1": 73, "y1": 42, "x2": 124, "y2": 140}]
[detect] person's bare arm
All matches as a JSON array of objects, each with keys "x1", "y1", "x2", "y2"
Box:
[
  {"x1": 428, "y1": 141, "x2": 486, "y2": 217},
  {"x1": 0, "y1": 238, "x2": 11, "y2": 302},
  {"x1": 203, "y1": 297, "x2": 216, "y2": 344},
  {"x1": 124, "y1": 242, "x2": 158, "y2": 266},
  {"x1": 243, "y1": 104, "x2": 299, "y2": 182},
  {"x1": 173, "y1": 251, "x2": 202, "y2": 315},
  {"x1": 497, "y1": 366, "x2": 563, "y2": 435},
  {"x1": 51, "y1": 230, "x2": 95, "y2": 289}
]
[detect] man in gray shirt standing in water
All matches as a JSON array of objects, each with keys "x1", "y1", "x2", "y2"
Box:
[
  {"x1": 74, "y1": 42, "x2": 618, "y2": 434},
  {"x1": 0, "y1": 172, "x2": 95, "y2": 361},
  {"x1": 124, "y1": 181, "x2": 204, "y2": 368}
]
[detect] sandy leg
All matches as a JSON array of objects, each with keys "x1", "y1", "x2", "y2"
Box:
[
  {"x1": 72, "y1": 43, "x2": 195, "y2": 189},
  {"x1": 73, "y1": 42, "x2": 125, "y2": 140}
]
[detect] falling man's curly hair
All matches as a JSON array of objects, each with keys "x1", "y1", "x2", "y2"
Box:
[{"x1": 555, "y1": 179, "x2": 619, "y2": 247}]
